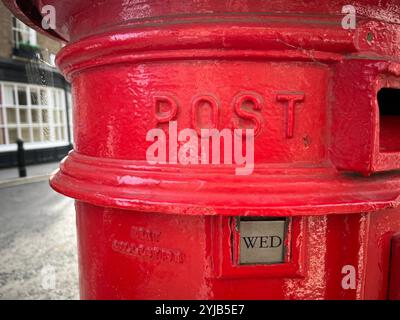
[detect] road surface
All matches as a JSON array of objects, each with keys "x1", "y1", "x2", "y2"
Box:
[{"x1": 0, "y1": 180, "x2": 78, "y2": 299}]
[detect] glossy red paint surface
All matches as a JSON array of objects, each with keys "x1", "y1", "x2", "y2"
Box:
[
  {"x1": 76, "y1": 203, "x2": 400, "y2": 299},
  {"x1": 4, "y1": 0, "x2": 400, "y2": 299},
  {"x1": 389, "y1": 233, "x2": 400, "y2": 299}
]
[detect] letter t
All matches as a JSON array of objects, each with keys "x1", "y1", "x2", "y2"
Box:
[{"x1": 276, "y1": 93, "x2": 305, "y2": 138}]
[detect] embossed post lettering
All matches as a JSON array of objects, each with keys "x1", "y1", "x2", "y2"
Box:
[{"x1": 276, "y1": 92, "x2": 305, "y2": 138}]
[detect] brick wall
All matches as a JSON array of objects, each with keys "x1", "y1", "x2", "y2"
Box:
[
  {"x1": 0, "y1": 2, "x2": 12, "y2": 59},
  {"x1": 0, "y1": 1, "x2": 63, "y2": 64},
  {"x1": 37, "y1": 35, "x2": 62, "y2": 65}
]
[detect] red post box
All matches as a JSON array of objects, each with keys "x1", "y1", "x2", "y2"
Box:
[{"x1": 5, "y1": 0, "x2": 400, "y2": 299}]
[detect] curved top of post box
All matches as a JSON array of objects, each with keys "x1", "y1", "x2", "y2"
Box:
[
  {"x1": 2, "y1": 0, "x2": 400, "y2": 43},
  {"x1": 5, "y1": 0, "x2": 400, "y2": 216}
]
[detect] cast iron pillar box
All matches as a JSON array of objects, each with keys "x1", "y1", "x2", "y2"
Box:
[{"x1": 5, "y1": 0, "x2": 400, "y2": 299}]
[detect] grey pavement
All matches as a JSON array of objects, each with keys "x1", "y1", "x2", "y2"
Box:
[
  {"x1": 0, "y1": 162, "x2": 60, "y2": 182},
  {"x1": 0, "y1": 180, "x2": 78, "y2": 299}
]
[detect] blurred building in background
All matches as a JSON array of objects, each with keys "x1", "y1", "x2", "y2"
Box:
[{"x1": 0, "y1": 2, "x2": 72, "y2": 168}]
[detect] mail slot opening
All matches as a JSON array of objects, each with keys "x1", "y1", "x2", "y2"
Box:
[
  {"x1": 238, "y1": 218, "x2": 287, "y2": 265},
  {"x1": 378, "y1": 88, "x2": 400, "y2": 152}
]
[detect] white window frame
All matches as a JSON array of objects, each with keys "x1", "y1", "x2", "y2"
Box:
[
  {"x1": 67, "y1": 92, "x2": 73, "y2": 143},
  {"x1": 0, "y1": 81, "x2": 70, "y2": 152},
  {"x1": 12, "y1": 16, "x2": 37, "y2": 48}
]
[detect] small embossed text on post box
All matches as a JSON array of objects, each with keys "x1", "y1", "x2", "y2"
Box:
[{"x1": 239, "y1": 220, "x2": 286, "y2": 265}]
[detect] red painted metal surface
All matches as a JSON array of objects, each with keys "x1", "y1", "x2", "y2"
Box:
[
  {"x1": 4, "y1": 0, "x2": 400, "y2": 299},
  {"x1": 389, "y1": 233, "x2": 400, "y2": 300}
]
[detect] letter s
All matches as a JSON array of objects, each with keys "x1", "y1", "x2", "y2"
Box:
[{"x1": 232, "y1": 92, "x2": 263, "y2": 136}]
